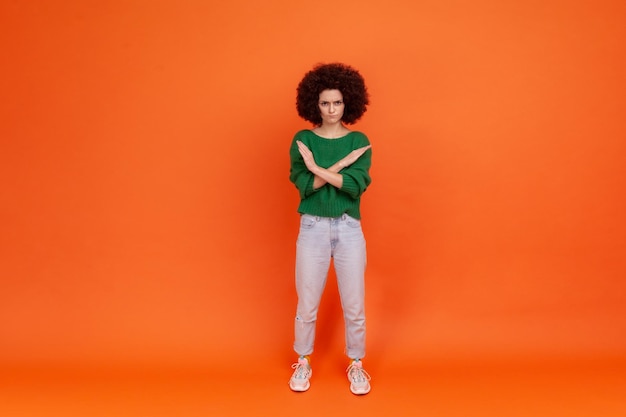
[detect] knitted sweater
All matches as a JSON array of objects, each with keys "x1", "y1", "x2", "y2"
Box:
[{"x1": 289, "y1": 130, "x2": 372, "y2": 219}]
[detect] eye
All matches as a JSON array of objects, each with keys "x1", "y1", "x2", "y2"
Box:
[
  {"x1": 334, "y1": 101, "x2": 344, "y2": 106},
  {"x1": 319, "y1": 101, "x2": 329, "y2": 107}
]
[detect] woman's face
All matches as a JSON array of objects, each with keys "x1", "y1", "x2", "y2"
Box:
[{"x1": 318, "y1": 89, "x2": 345, "y2": 125}]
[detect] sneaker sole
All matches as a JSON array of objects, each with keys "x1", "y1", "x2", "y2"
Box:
[
  {"x1": 350, "y1": 385, "x2": 371, "y2": 395},
  {"x1": 289, "y1": 381, "x2": 310, "y2": 392}
]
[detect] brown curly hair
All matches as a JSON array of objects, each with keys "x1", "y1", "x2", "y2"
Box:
[{"x1": 296, "y1": 63, "x2": 369, "y2": 126}]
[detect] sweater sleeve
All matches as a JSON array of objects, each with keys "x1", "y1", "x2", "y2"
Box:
[
  {"x1": 289, "y1": 133, "x2": 317, "y2": 199},
  {"x1": 339, "y1": 134, "x2": 372, "y2": 199}
]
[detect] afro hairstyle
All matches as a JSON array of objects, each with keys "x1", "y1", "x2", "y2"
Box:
[{"x1": 296, "y1": 63, "x2": 369, "y2": 126}]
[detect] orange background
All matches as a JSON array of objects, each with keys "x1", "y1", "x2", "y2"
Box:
[{"x1": 1, "y1": 0, "x2": 625, "y2": 415}]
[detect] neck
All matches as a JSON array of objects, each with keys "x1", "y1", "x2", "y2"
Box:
[{"x1": 314, "y1": 123, "x2": 348, "y2": 139}]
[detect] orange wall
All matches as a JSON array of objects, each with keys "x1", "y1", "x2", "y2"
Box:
[{"x1": 1, "y1": 0, "x2": 625, "y2": 367}]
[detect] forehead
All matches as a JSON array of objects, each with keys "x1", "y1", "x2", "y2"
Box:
[{"x1": 318, "y1": 89, "x2": 343, "y2": 101}]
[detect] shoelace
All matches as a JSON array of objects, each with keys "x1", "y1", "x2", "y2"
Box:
[
  {"x1": 291, "y1": 362, "x2": 311, "y2": 379},
  {"x1": 346, "y1": 363, "x2": 371, "y2": 383}
]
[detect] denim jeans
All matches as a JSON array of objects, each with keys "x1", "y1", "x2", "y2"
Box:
[{"x1": 293, "y1": 213, "x2": 367, "y2": 359}]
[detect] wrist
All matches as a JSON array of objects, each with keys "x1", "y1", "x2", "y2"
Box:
[{"x1": 312, "y1": 165, "x2": 323, "y2": 176}]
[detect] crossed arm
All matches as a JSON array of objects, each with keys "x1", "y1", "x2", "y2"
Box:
[{"x1": 296, "y1": 140, "x2": 371, "y2": 190}]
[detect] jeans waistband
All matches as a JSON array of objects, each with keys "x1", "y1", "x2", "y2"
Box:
[{"x1": 301, "y1": 213, "x2": 351, "y2": 222}]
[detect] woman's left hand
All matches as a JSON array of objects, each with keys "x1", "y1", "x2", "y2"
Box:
[{"x1": 297, "y1": 141, "x2": 319, "y2": 173}]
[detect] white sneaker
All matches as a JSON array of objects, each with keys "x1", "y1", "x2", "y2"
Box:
[
  {"x1": 289, "y1": 357, "x2": 312, "y2": 392},
  {"x1": 346, "y1": 360, "x2": 371, "y2": 395}
]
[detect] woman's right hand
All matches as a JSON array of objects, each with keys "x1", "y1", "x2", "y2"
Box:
[{"x1": 338, "y1": 145, "x2": 372, "y2": 169}]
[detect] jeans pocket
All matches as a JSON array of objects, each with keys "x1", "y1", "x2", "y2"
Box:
[
  {"x1": 300, "y1": 215, "x2": 317, "y2": 230},
  {"x1": 345, "y1": 215, "x2": 361, "y2": 228}
]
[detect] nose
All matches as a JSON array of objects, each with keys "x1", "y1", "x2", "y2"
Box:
[{"x1": 328, "y1": 103, "x2": 336, "y2": 113}]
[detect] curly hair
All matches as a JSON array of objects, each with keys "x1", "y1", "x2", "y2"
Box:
[{"x1": 296, "y1": 63, "x2": 369, "y2": 125}]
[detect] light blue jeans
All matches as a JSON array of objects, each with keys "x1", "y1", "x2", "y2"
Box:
[{"x1": 293, "y1": 213, "x2": 367, "y2": 359}]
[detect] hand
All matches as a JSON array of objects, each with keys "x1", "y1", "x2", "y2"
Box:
[
  {"x1": 296, "y1": 141, "x2": 319, "y2": 173},
  {"x1": 338, "y1": 145, "x2": 371, "y2": 169}
]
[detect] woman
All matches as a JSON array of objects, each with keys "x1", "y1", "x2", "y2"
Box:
[{"x1": 288, "y1": 63, "x2": 373, "y2": 395}]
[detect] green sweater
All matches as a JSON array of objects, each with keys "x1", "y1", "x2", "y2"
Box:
[{"x1": 289, "y1": 130, "x2": 372, "y2": 219}]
